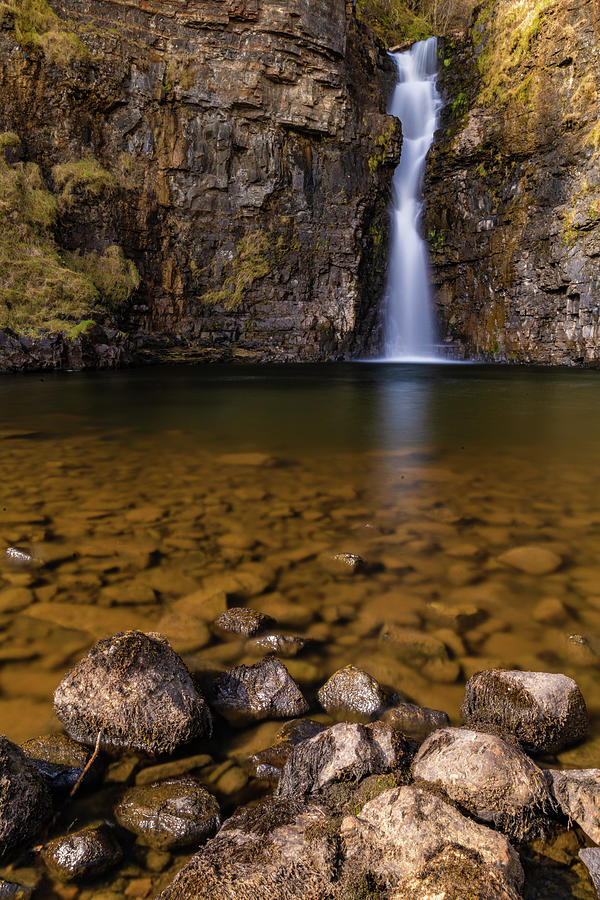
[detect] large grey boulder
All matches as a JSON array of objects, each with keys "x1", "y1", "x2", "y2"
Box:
[
  {"x1": 547, "y1": 768, "x2": 600, "y2": 843},
  {"x1": 412, "y1": 728, "x2": 553, "y2": 840},
  {"x1": 41, "y1": 824, "x2": 122, "y2": 881},
  {"x1": 341, "y1": 785, "x2": 524, "y2": 900},
  {"x1": 317, "y1": 666, "x2": 384, "y2": 720},
  {"x1": 278, "y1": 721, "x2": 407, "y2": 799},
  {"x1": 209, "y1": 658, "x2": 308, "y2": 727},
  {"x1": 461, "y1": 669, "x2": 588, "y2": 753},
  {"x1": 0, "y1": 736, "x2": 51, "y2": 860},
  {"x1": 54, "y1": 631, "x2": 212, "y2": 755},
  {"x1": 114, "y1": 777, "x2": 220, "y2": 850},
  {"x1": 159, "y1": 797, "x2": 338, "y2": 900}
]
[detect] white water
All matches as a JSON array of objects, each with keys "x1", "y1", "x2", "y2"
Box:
[{"x1": 383, "y1": 37, "x2": 442, "y2": 362}]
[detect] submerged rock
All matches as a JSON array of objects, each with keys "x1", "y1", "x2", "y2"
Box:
[
  {"x1": 547, "y1": 768, "x2": 600, "y2": 843},
  {"x1": 317, "y1": 665, "x2": 384, "y2": 720},
  {"x1": 497, "y1": 545, "x2": 562, "y2": 575},
  {"x1": 0, "y1": 736, "x2": 51, "y2": 860},
  {"x1": 247, "y1": 719, "x2": 326, "y2": 783},
  {"x1": 22, "y1": 733, "x2": 104, "y2": 793},
  {"x1": 247, "y1": 634, "x2": 306, "y2": 658},
  {"x1": 41, "y1": 824, "x2": 122, "y2": 881},
  {"x1": 54, "y1": 631, "x2": 212, "y2": 755},
  {"x1": 412, "y1": 728, "x2": 553, "y2": 841},
  {"x1": 329, "y1": 553, "x2": 365, "y2": 574},
  {"x1": 381, "y1": 701, "x2": 450, "y2": 741},
  {"x1": 0, "y1": 882, "x2": 32, "y2": 899},
  {"x1": 212, "y1": 607, "x2": 273, "y2": 639},
  {"x1": 341, "y1": 785, "x2": 524, "y2": 900},
  {"x1": 209, "y1": 658, "x2": 308, "y2": 727},
  {"x1": 278, "y1": 721, "x2": 407, "y2": 799},
  {"x1": 579, "y1": 848, "x2": 600, "y2": 897},
  {"x1": 158, "y1": 797, "x2": 337, "y2": 900},
  {"x1": 114, "y1": 777, "x2": 220, "y2": 850},
  {"x1": 461, "y1": 669, "x2": 588, "y2": 753}
]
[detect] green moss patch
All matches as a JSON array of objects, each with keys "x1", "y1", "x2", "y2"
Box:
[
  {"x1": 356, "y1": 0, "x2": 432, "y2": 47},
  {"x1": 7, "y1": 0, "x2": 89, "y2": 64},
  {"x1": 202, "y1": 230, "x2": 272, "y2": 311}
]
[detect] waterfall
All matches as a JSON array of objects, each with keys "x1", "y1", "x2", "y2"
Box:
[{"x1": 383, "y1": 37, "x2": 442, "y2": 362}]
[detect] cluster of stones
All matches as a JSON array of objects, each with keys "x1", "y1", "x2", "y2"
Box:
[{"x1": 0, "y1": 620, "x2": 598, "y2": 898}]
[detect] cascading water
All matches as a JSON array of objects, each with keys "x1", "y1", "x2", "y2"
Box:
[{"x1": 383, "y1": 37, "x2": 442, "y2": 362}]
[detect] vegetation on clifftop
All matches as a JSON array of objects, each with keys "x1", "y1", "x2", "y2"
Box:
[
  {"x1": 0, "y1": 136, "x2": 139, "y2": 336},
  {"x1": 3, "y1": 0, "x2": 89, "y2": 64},
  {"x1": 356, "y1": 0, "x2": 476, "y2": 46}
]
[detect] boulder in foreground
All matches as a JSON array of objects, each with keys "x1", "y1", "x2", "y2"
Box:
[
  {"x1": 461, "y1": 669, "x2": 588, "y2": 753},
  {"x1": 0, "y1": 736, "x2": 51, "y2": 861},
  {"x1": 341, "y1": 785, "x2": 524, "y2": 900},
  {"x1": 41, "y1": 824, "x2": 122, "y2": 881},
  {"x1": 412, "y1": 727, "x2": 553, "y2": 841},
  {"x1": 209, "y1": 658, "x2": 308, "y2": 727},
  {"x1": 54, "y1": 631, "x2": 212, "y2": 755}
]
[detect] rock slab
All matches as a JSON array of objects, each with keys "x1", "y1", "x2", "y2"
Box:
[{"x1": 54, "y1": 630, "x2": 212, "y2": 755}]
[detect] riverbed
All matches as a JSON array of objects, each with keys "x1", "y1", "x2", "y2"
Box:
[{"x1": 1, "y1": 362, "x2": 599, "y2": 759}]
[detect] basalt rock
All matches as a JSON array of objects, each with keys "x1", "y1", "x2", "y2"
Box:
[
  {"x1": 41, "y1": 824, "x2": 122, "y2": 881},
  {"x1": 317, "y1": 665, "x2": 385, "y2": 720},
  {"x1": 278, "y1": 721, "x2": 407, "y2": 799},
  {"x1": 412, "y1": 727, "x2": 553, "y2": 841},
  {"x1": 461, "y1": 669, "x2": 589, "y2": 753},
  {"x1": 0, "y1": 736, "x2": 52, "y2": 861},
  {"x1": 0, "y1": 0, "x2": 400, "y2": 366},
  {"x1": 340, "y1": 786, "x2": 524, "y2": 900},
  {"x1": 424, "y1": 0, "x2": 600, "y2": 365},
  {"x1": 53, "y1": 630, "x2": 212, "y2": 755},
  {"x1": 208, "y1": 658, "x2": 308, "y2": 727},
  {"x1": 114, "y1": 777, "x2": 220, "y2": 850}
]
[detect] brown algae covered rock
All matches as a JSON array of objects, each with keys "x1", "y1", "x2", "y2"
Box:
[
  {"x1": 546, "y1": 768, "x2": 600, "y2": 843},
  {"x1": 317, "y1": 665, "x2": 385, "y2": 720},
  {"x1": 278, "y1": 722, "x2": 407, "y2": 799},
  {"x1": 212, "y1": 607, "x2": 273, "y2": 639},
  {"x1": 208, "y1": 658, "x2": 308, "y2": 727},
  {"x1": 0, "y1": 736, "x2": 52, "y2": 860},
  {"x1": 41, "y1": 824, "x2": 122, "y2": 881},
  {"x1": 158, "y1": 797, "x2": 338, "y2": 900},
  {"x1": 461, "y1": 669, "x2": 589, "y2": 753},
  {"x1": 412, "y1": 728, "x2": 554, "y2": 841},
  {"x1": 341, "y1": 786, "x2": 524, "y2": 900},
  {"x1": 115, "y1": 777, "x2": 220, "y2": 850},
  {"x1": 53, "y1": 631, "x2": 212, "y2": 755},
  {"x1": 0, "y1": 881, "x2": 32, "y2": 899},
  {"x1": 381, "y1": 701, "x2": 450, "y2": 742}
]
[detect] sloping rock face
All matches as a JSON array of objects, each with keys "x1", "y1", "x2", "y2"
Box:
[
  {"x1": 0, "y1": 0, "x2": 399, "y2": 361},
  {"x1": 424, "y1": 0, "x2": 600, "y2": 364}
]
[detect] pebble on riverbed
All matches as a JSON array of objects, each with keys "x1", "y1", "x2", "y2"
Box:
[
  {"x1": 461, "y1": 669, "x2": 589, "y2": 754},
  {"x1": 317, "y1": 665, "x2": 385, "y2": 720},
  {"x1": 208, "y1": 658, "x2": 308, "y2": 726},
  {"x1": 41, "y1": 825, "x2": 122, "y2": 882},
  {"x1": 53, "y1": 631, "x2": 212, "y2": 755},
  {"x1": 0, "y1": 736, "x2": 51, "y2": 861},
  {"x1": 246, "y1": 633, "x2": 306, "y2": 658},
  {"x1": 412, "y1": 727, "x2": 553, "y2": 841},
  {"x1": 381, "y1": 701, "x2": 450, "y2": 741},
  {"x1": 114, "y1": 777, "x2": 221, "y2": 850}
]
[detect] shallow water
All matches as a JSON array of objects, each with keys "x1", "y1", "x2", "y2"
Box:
[{"x1": 1, "y1": 363, "x2": 600, "y2": 896}]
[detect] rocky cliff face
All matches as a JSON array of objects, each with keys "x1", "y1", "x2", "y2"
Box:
[
  {"x1": 424, "y1": 0, "x2": 600, "y2": 364},
  {"x1": 0, "y1": 0, "x2": 400, "y2": 364}
]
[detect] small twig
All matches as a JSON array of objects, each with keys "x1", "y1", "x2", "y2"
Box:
[{"x1": 69, "y1": 730, "x2": 103, "y2": 799}]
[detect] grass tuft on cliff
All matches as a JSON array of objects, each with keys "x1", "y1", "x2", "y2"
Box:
[
  {"x1": 0, "y1": 136, "x2": 139, "y2": 336},
  {"x1": 356, "y1": 0, "x2": 432, "y2": 46},
  {"x1": 6, "y1": 0, "x2": 89, "y2": 64}
]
